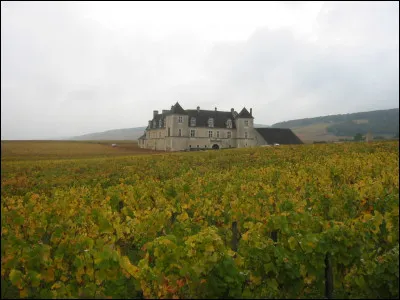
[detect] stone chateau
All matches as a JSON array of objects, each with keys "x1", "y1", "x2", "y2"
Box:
[{"x1": 138, "y1": 102, "x2": 302, "y2": 151}]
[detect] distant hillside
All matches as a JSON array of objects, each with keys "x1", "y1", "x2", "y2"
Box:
[
  {"x1": 70, "y1": 127, "x2": 147, "y2": 141},
  {"x1": 254, "y1": 123, "x2": 270, "y2": 128},
  {"x1": 271, "y1": 108, "x2": 399, "y2": 143},
  {"x1": 69, "y1": 124, "x2": 270, "y2": 141},
  {"x1": 68, "y1": 108, "x2": 399, "y2": 142}
]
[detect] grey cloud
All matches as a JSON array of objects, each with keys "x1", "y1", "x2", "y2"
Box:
[
  {"x1": 1, "y1": 1, "x2": 399, "y2": 139},
  {"x1": 195, "y1": 3, "x2": 399, "y2": 123}
]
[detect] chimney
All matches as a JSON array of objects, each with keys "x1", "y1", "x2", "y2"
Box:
[
  {"x1": 162, "y1": 109, "x2": 168, "y2": 114},
  {"x1": 231, "y1": 108, "x2": 234, "y2": 114},
  {"x1": 197, "y1": 106, "x2": 200, "y2": 113},
  {"x1": 153, "y1": 110, "x2": 158, "y2": 118},
  {"x1": 250, "y1": 108, "x2": 252, "y2": 116}
]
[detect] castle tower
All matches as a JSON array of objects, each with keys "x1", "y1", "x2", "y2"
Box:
[{"x1": 235, "y1": 107, "x2": 255, "y2": 147}]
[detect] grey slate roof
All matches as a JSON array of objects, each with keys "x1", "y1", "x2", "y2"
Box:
[
  {"x1": 185, "y1": 109, "x2": 236, "y2": 128},
  {"x1": 237, "y1": 107, "x2": 254, "y2": 119},
  {"x1": 147, "y1": 103, "x2": 255, "y2": 129},
  {"x1": 170, "y1": 102, "x2": 187, "y2": 115},
  {"x1": 255, "y1": 128, "x2": 303, "y2": 145},
  {"x1": 147, "y1": 102, "x2": 251, "y2": 129}
]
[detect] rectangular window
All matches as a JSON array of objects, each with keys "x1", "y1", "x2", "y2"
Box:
[
  {"x1": 208, "y1": 131, "x2": 213, "y2": 138},
  {"x1": 245, "y1": 132, "x2": 248, "y2": 139},
  {"x1": 208, "y1": 118, "x2": 214, "y2": 127},
  {"x1": 216, "y1": 131, "x2": 220, "y2": 138},
  {"x1": 178, "y1": 116, "x2": 183, "y2": 123},
  {"x1": 168, "y1": 127, "x2": 170, "y2": 136},
  {"x1": 190, "y1": 129, "x2": 195, "y2": 137},
  {"x1": 227, "y1": 131, "x2": 231, "y2": 138},
  {"x1": 244, "y1": 120, "x2": 249, "y2": 127},
  {"x1": 190, "y1": 117, "x2": 196, "y2": 127},
  {"x1": 178, "y1": 129, "x2": 182, "y2": 137}
]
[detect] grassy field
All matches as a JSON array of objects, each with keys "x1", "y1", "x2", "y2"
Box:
[
  {"x1": 291, "y1": 123, "x2": 351, "y2": 143},
  {"x1": 1, "y1": 140, "x2": 162, "y2": 161},
  {"x1": 1, "y1": 141, "x2": 398, "y2": 299}
]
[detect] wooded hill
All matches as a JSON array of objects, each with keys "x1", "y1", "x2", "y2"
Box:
[{"x1": 271, "y1": 108, "x2": 399, "y2": 142}]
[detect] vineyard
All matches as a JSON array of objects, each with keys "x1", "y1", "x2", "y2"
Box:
[{"x1": 1, "y1": 141, "x2": 399, "y2": 299}]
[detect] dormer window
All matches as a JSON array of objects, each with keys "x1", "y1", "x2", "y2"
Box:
[
  {"x1": 190, "y1": 117, "x2": 196, "y2": 127},
  {"x1": 153, "y1": 120, "x2": 156, "y2": 128},
  {"x1": 178, "y1": 116, "x2": 183, "y2": 123},
  {"x1": 159, "y1": 119, "x2": 163, "y2": 128},
  {"x1": 226, "y1": 119, "x2": 232, "y2": 128},
  {"x1": 208, "y1": 118, "x2": 214, "y2": 128}
]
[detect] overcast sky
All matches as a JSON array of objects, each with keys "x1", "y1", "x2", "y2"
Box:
[{"x1": 1, "y1": 1, "x2": 399, "y2": 139}]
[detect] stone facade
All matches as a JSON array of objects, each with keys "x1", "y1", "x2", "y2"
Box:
[{"x1": 138, "y1": 102, "x2": 257, "y2": 151}]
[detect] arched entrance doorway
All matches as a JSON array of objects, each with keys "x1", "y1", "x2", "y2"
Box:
[{"x1": 212, "y1": 144, "x2": 220, "y2": 150}]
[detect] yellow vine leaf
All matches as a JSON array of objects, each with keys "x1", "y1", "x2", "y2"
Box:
[
  {"x1": 42, "y1": 268, "x2": 55, "y2": 283},
  {"x1": 19, "y1": 288, "x2": 29, "y2": 298},
  {"x1": 288, "y1": 236, "x2": 297, "y2": 251},
  {"x1": 120, "y1": 256, "x2": 139, "y2": 278},
  {"x1": 51, "y1": 282, "x2": 62, "y2": 290},
  {"x1": 205, "y1": 244, "x2": 214, "y2": 252}
]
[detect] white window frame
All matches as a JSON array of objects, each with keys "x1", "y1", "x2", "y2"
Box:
[
  {"x1": 226, "y1": 119, "x2": 232, "y2": 128},
  {"x1": 190, "y1": 129, "x2": 195, "y2": 137},
  {"x1": 216, "y1": 131, "x2": 220, "y2": 138},
  {"x1": 190, "y1": 117, "x2": 196, "y2": 127},
  {"x1": 227, "y1": 131, "x2": 231, "y2": 138},
  {"x1": 159, "y1": 119, "x2": 162, "y2": 128},
  {"x1": 208, "y1": 130, "x2": 213, "y2": 138},
  {"x1": 208, "y1": 118, "x2": 214, "y2": 128},
  {"x1": 178, "y1": 116, "x2": 183, "y2": 123}
]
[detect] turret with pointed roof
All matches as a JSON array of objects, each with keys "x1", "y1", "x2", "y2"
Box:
[
  {"x1": 170, "y1": 102, "x2": 188, "y2": 115},
  {"x1": 236, "y1": 107, "x2": 254, "y2": 119}
]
